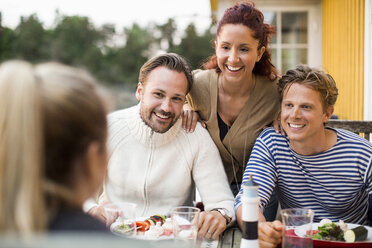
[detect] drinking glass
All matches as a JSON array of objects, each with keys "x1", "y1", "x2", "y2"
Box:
[
  {"x1": 104, "y1": 202, "x2": 137, "y2": 236},
  {"x1": 171, "y1": 206, "x2": 200, "y2": 241},
  {"x1": 281, "y1": 208, "x2": 314, "y2": 248}
]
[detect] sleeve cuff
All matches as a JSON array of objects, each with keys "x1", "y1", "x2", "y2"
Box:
[
  {"x1": 234, "y1": 201, "x2": 242, "y2": 212},
  {"x1": 82, "y1": 198, "x2": 98, "y2": 213}
]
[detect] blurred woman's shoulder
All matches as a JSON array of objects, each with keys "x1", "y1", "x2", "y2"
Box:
[{"x1": 49, "y1": 207, "x2": 108, "y2": 232}]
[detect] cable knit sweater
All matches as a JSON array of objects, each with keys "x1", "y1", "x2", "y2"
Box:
[{"x1": 101, "y1": 104, "x2": 234, "y2": 217}]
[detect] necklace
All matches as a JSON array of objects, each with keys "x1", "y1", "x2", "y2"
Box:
[{"x1": 218, "y1": 76, "x2": 256, "y2": 193}]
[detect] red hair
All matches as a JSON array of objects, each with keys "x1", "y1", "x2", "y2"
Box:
[{"x1": 203, "y1": 1, "x2": 278, "y2": 80}]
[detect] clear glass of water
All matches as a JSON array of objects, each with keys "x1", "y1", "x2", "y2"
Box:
[
  {"x1": 104, "y1": 202, "x2": 137, "y2": 237},
  {"x1": 171, "y1": 206, "x2": 200, "y2": 241},
  {"x1": 281, "y1": 208, "x2": 314, "y2": 248}
]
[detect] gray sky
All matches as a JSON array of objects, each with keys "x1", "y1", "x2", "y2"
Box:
[{"x1": 0, "y1": 0, "x2": 212, "y2": 32}]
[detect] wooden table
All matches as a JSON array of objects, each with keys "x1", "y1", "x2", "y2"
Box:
[{"x1": 218, "y1": 227, "x2": 242, "y2": 248}]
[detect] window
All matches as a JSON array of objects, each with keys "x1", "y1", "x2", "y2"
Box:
[
  {"x1": 259, "y1": 2, "x2": 321, "y2": 73},
  {"x1": 264, "y1": 11, "x2": 309, "y2": 73}
]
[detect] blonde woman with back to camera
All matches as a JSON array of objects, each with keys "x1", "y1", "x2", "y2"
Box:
[{"x1": 0, "y1": 60, "x2": 109, "y2": 234}]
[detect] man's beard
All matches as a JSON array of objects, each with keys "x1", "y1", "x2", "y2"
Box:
[{"x1": 140, "y1": 107, "x2": 179, "y2": 133}]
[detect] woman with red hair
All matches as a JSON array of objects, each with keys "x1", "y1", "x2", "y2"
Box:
[{"x1": 183, "y1": 0, "x2": 280, "y2": 220}]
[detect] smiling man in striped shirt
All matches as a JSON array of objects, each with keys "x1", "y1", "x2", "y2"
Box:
[{"x1": 235, "y1": 64, "x2": 372, "y2": 248}]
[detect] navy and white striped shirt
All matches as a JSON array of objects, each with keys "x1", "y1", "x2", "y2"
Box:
[{"x1": 235, "y1": 127, "x2": 372, "y2": 224}]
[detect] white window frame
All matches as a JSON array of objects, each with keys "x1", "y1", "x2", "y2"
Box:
[{"x1": 258, "y1": 3, "x2": 322, "y2": 71}]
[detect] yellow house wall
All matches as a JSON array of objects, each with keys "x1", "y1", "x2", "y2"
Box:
[
  {"x1": 210, "y1": 0, "x2": 218, "y2": 11},
  {"x1": 322, "y1": 0, "x2": 364, "y2": 120}
]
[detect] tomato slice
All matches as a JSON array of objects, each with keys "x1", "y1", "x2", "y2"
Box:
[
  {"x1": 163, "y1": 230, "x2": 173, "y2": 236},
  {"x1": 136, "y1": 221, "x2": 150, "y2": 232},
  {"x1": 308, "y1": 230, "x2": 320, "y2": 236}
]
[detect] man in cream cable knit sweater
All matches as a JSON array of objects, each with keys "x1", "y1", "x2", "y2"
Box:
[{"x1": 85, "y1": 53, "x2": 234, "y2": 239}]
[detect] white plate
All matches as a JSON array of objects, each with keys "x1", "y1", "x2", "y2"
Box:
[
  {"x1": 294, "y1": 223, "x2": 372, "y2": 247},
  {"x1": 110, "y1": 217, "x2": 174, "y2": 240}
]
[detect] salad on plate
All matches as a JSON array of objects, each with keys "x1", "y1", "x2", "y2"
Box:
[
  {"x1": 298, "y1": 218, "x2": 370, "y2": 243},
  {"x1": 110, "y1": 214, "x2": 174, "y2": 240}
]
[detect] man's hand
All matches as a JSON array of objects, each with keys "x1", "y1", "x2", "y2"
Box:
[
  {"x1": 258, "y1": 220, "x2": 283, "y2": 248},
  {"x1": 197, "y1": 211, "x2": 227, "y2": 240}
]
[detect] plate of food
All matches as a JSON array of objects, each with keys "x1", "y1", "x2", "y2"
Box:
[
  {"x1": 110, "y1": 214, "x2": 175, "y2": 240},
  {"x1": 295, "y1": 219, "x2": 372, "y2": 248}
]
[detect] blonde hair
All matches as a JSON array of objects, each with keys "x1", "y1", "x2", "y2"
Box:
[
  {"x1": 278, "y1": 64, "x2": 338, "y2": 112},
  {"x1": 0, "y1": 61, "x2": 108, "y2": 234},
  {"x1": 0, "y1": 61, "x2": 44, "y2": 234}
]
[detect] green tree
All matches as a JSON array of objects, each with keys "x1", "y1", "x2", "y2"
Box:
[
  {"x1": 50, "y1": 15, "x2": 105, "y2": 69},
  {"x1": 116, "y1": 23, "x2": 153, "y2": 85},
  {"x1": 0, "y1": 26, "x2": 16, "y2": 61},
  {"x1": 13, "y1": 14, "x2": 48, "y2": 61},
  {"x1": 156, "y1": 18, "x2": 177, "y2": 51},
  {"x1": 174, "y1": 23, "x2": 214, "y2": 70},
  {"x1": 92, "y1": 24, "x2": 122, "y2": 84},
  {"x1": 1, "y1": 11, "x2": 216, "y2": 86}
]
